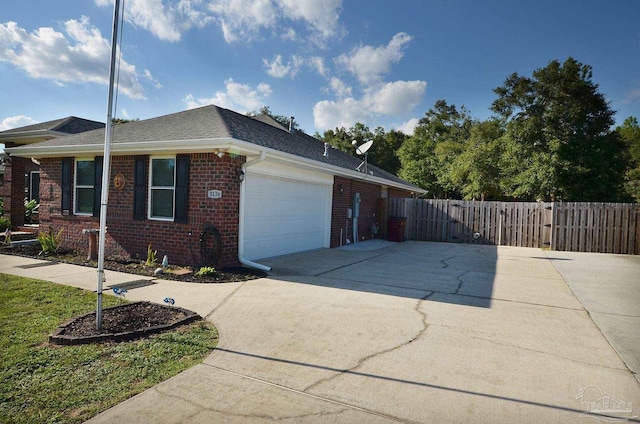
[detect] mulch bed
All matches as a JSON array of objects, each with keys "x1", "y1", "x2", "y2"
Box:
[
  {"x1": 4, "y1": 244, "x2": 266, "y2": 283},
  {"x1": 50, "y1": 302, "x2": 201, "y2": 345},
  {"x1": 3, "y1": 244, "x2": 265, "y2": 343}
]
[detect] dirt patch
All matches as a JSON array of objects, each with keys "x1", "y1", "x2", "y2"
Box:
[{"x1": 50, "y1": 302, "x2": 201, "y2": 345}]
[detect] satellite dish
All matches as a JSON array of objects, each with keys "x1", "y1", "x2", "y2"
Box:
[{"x1": 356, "y1": 140, "x2": 373, "y2": 155}]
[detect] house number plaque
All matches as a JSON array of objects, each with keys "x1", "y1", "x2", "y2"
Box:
[{"x1": 207, "y1": 190, "x2": 223, "y2": 199}]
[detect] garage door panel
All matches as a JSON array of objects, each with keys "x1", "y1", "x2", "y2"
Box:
[{"x1": 244, "y1": 174, "x2": 331, "y2": 260}]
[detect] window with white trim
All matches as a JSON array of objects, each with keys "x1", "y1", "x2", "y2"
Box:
[
  {"x1": 74, "y1": 159, "x2": 95, "y2": 215},
  {"x1": 149, "y1": 157, "x2": 175, "y2": 220}
]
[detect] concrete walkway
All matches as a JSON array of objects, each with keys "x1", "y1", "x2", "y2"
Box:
[{"x1": 1, "y1": 242, "x2": 639, "y2": 423}]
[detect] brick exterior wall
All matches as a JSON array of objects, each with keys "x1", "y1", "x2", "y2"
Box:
[
  {"x1": 331, "y1": 177, "x2": 380, "y2": 247},
  {"x1": 330, "y1": 177, "x2": 416, "y2": 247},
  {"x1": 388, "y1": 187, "x2": 414, "y2": 198},
  {"x1": 38, "y1": 153, "x2": 244, "y2": 268},
  {"x1": 1, "y1": 144, "x2": 39, "y2": 227}
]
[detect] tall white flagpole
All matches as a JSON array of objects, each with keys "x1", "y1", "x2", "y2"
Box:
[{"x1": 97, "y1": 0, "x2": 121, "y2": 330}]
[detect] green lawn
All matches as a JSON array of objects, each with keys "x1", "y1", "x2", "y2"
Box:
[{"x1": 0, "y1": 273, "x2": 218, "y2": 423}]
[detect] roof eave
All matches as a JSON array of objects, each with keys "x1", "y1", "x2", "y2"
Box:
[
  {"x1": 5, "y1": 138, "x2": 248, "y2": 158},
  {"x1": 6, "y1": 137, "x2": 426, "y2": 194},
  {"x1": 227, "y1": 139, "x2": 427, "y2": 194},
  {"x1": 0, "y1": 130, "x2": 69, "y2": 144}
]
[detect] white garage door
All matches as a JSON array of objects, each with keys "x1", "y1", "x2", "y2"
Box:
[{"x1": 244, "y1": 173, "x2": 332, "y2": 260}]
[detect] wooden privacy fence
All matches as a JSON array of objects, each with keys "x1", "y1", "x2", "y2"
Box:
[{"x1": 380, "y1": 199, "x2": 640, "y2": 254}]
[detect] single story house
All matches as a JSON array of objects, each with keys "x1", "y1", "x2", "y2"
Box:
[
  {"x1": 0, "y1": 117, "x2": 105, "y2": 226},
  {"x1": 5, "y1": 105, "x2": 425, "y2": 270}
]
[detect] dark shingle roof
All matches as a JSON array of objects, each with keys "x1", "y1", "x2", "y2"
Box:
[
  {"x1": 7, "y1": 105, "x2": 423, "y2": 191},
  {"x1": 0, "y1": 117, "x2": 104, "y2": 136}
]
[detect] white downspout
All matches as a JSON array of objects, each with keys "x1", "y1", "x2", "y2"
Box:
[{"x1": 238, "y1": 151, "x2": 272, "y2": 271}]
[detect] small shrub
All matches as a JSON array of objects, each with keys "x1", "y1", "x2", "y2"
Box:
[
  {"x1": 0, "y1": 216, "x2": 10, "y2": 232},
  {"x1": 195, "y1": 266, "x2": 216, "y2": 277},
  {"x1": 37, "y1": 228, "x2": 63, "y2": 255},
  {"x1": 145, "y1": 244, "x2": 158, "y2": 267},
  {"x1": 24, "y1": 199, "x2": 39, "y2": 224}
]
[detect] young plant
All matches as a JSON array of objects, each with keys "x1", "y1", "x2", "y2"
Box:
[
  {"x1": 0, "y1": 216, "x2": 10, "y2": 232},
  {"x1": 24, "y1": 199, "x2": 39, "y2": 224},
  {"x1": 145, "y1": 244, "x2": 158, "y2": 267},
  {"x1": 195, "y1": 266, "x2": 216, "y2": 277},
  {"x1": 37, "y1": 228, "x2": 63, "y2": 255}
]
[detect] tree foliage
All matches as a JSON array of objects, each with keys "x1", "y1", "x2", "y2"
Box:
[
  {"x1": 248, "y1": 106, "x2": 301, "y2": 131},
  {"x1": 617, "y1": 116, "x2": 640, "y2": 201},
  {"x1": 397, "y1": 100, "x2": 472, "y2": 197},
  {"x1": 252, "y1": 61, "x2": 636, "y2": 203},
  {"x1": 449, "y1": 119, "x2": 505, "y2": 200},
  {"x1": 317, "y1": 123, "x2": 405, "y2": 175},
  {"x1": 490, "y1": 57, "x2": 627, "y2": 201}
]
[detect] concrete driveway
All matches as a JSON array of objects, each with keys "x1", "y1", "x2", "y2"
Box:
[{"x1": 3, "y1": 241, "x2": 638, "y2": 423}]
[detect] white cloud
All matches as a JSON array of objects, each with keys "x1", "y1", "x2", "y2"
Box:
[
  {"x1": 96, "y1": 0, "x2": 343, "y2": 45},
  {"x1": 281, "y1": 27, "x2": 297, "y2": 41},
  {"x1": 309, "y1": 56, "x2": 328, "y2": 77},
  {"x1": 208, "y1": 0, "x2": 279, "y2": 43},
  {"x1": 96, "y1": 0, "x2": 213, "y2": 42},
  {"x1": 0, "y1": 115, "x2": 38, "y2": 131},
  {"x1": 208, "y1": 0, "x2": 342, "y2": 44},
  {"x1": 622, "y1": 87, "x2": 640, "y2": 105},
  {"x1": 143, "y1": 69, "x2": 162, "y2": 88},
  {"x1": 329, "y1": 77, "x2": 351, "y2": 98},
  {"x1": 397, "y1": 118, "x2": 419, "y2": 136},
  {"x1": 184, "y1": 78, "x2": 271, "y2": 112},
  {"x1": 313, "y1": 97, "x2": 365, "y2": 130},
  {"x1": 313, "y1": 80, "x2": 426, "y2": 130},
  {"x1": 262, "y1": 54, "x2": 303, "y2": 78},
  {"x1": 335, "y1": 32, "x2": 413, "y2": 85},
  {"x1": 277, "y1": 0, "x2": 342, "y2": 42},
  {"x1": 367, "y1": 80, "x2": 426, "y2": 115},
  {"x1": 0, "y1": 18, "x2": 145, "y2": 99}
]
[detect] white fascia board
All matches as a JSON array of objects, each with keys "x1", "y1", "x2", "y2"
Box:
[
  {"x1": 6, "y1": 136, "x2": 424, "y2": 194},
  {"x1": 5, "y1": 137, "x2": 250, "y2": 158},
  {"x1": 0, "y1": 130, "x2": 68, "y2": 144},
  {"x1": 229, "y1": 139, "x2": 426, "y2": 194}
]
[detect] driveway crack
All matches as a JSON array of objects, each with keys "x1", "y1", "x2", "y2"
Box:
[
  {"x1": 203, "y1": 282, "x2": 246, "y2": 320},
  {"x1": 315, "y1": 253, "x2": 385, "y2": 277},
  {"x1": 440, "y1": 256, "x2": 455, "y2": 269},
  {"x1": 453, "y1": 271, "x2": 469, "y2": 294},
  {"x1": 302, "y1": 291, "x2": 433, "y2": 394}
]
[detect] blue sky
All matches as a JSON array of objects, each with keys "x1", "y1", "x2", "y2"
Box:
[{"x1": 1, "y1": 0, "x2": 639, "y2": 138}]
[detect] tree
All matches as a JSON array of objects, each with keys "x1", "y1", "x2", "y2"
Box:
[
  {"x1": 617, "y1": 116, "x2": 640, "y2": 202},
  {"x1": 320, "y1": 126, "x2": 356, "y2": 153},
  {"x1": 368, "y1": 128, "x2": 406, "y2": 176},
  {"x1": 491, "y1": 57, "x2": 628, "y2": 201},
  {"x1": 398, "y1": 100, "x2": 472, "y2": 197},
  {"x1": 247, "y1": 106, "x2": 301, "y2": 131},
  {"x1": 317, "y1": 124, "x2": 404, "y2": 175},
  {"x1": 112, "y1": 118, "x2": 138, "y2": 125},
  {"x1": 449, "y1": 119, "x2": 505, "y2": 200}
]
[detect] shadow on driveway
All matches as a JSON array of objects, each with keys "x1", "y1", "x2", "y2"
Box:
[{"x1": 263, "y1": 241, "x2": 501, "y2": 308}]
